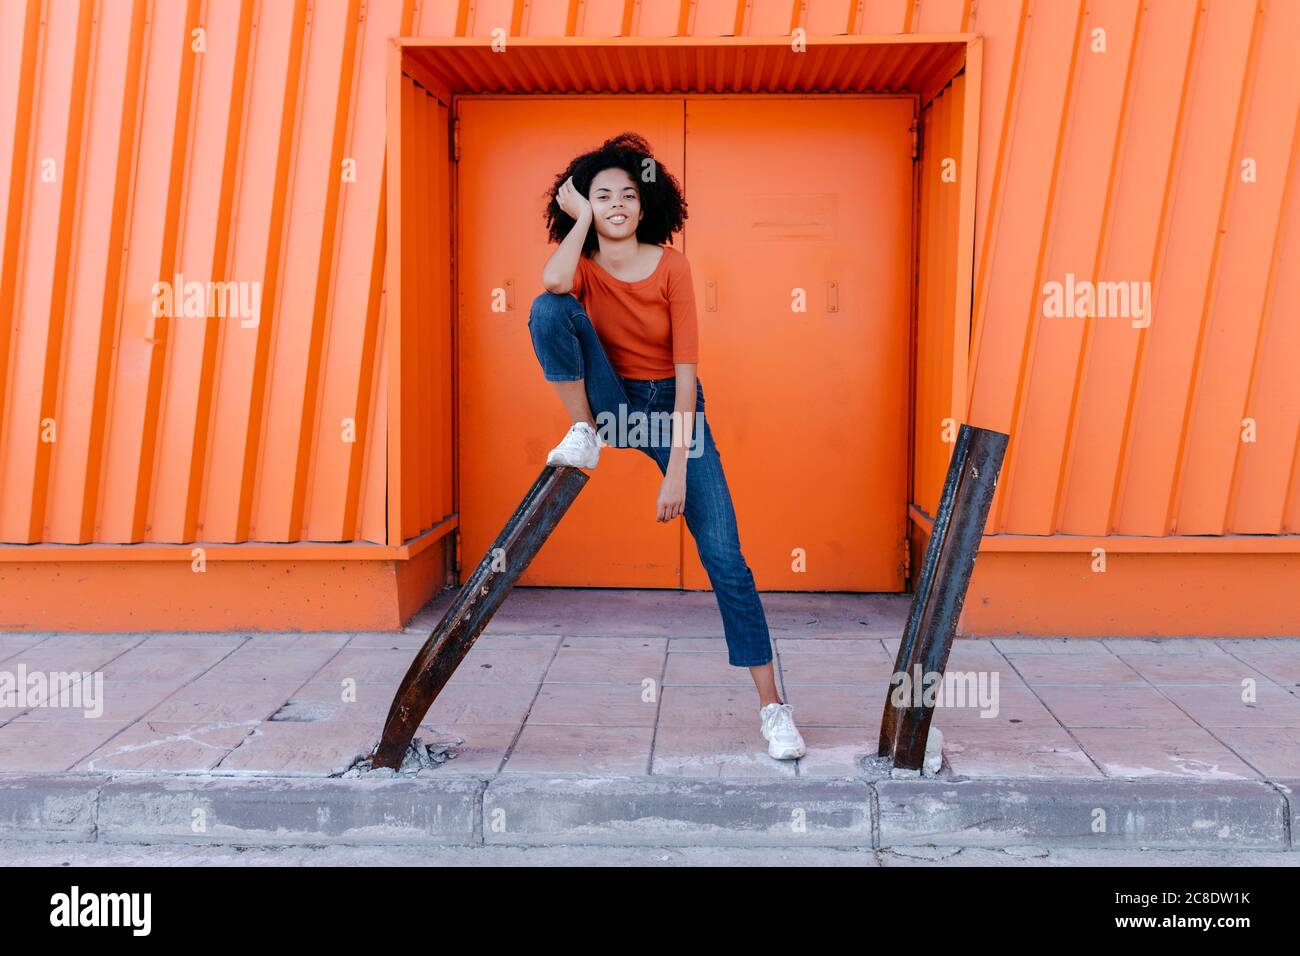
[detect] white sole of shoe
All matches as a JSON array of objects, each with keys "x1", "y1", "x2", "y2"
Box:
[
  {"x1": 547, "y1": 455, "x2": 596, "y2": 469},
  {"x1": 767, "y1": 738, "x2": 806, "y2": 760}
]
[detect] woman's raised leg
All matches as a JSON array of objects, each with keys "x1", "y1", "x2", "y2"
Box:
[{"x1": 527, "y1": 291, "x2": 633, "y2": 434}]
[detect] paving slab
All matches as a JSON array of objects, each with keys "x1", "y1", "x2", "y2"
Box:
[
  {"x1": 0, "y1": 635, "x2": 56, "y2": 659},
  {"x1": 795, "y1": 727, "x2": 879, "y2": 777},
  {"x1": 199, "y1": 647, "x2": 339, "y2": 683},
  {"x1": 136, "y1": 633, "x2": 248, "y2": 648},
  {"x1": 1032, "y1": 685, "x2": 1202, "y2": 729},
  {"x1": 657, "y1": 685, "x2": 762, "y2": 727},
  {"x1": 778, "y1": 654, "x2": 898, "y2": 685},
  {"x1": 75, "y1": 720, "x2": 257, "y2": 773},
  {"x1": 991, "y1": 637, "x2": 1114, "y2": 655},
  {"x1": 143, "y1": 679, "x2": 306, "y2": 723},
  {"x1": 213, "y1": 721, "x2": 378, "y2": 776},
  {"x1": 1002, "y1": 653, "x2": 1144, "y2": 685},
  {"x1": 1158, "y1": 682, "x2": 1300, "y2": 728},
  {"x1": 527, "y1": 682, "x2": 659, "y2": 727},
  {"x1": 1225, "y1": 653, "x2": 1300, "y2": 687},
  {"x1": 98, "y1": 644, "x2": 236, "y2": 682},
  {"x1": 546, "y1": 638, "x2": 666, "y2": 683},
  {"x1": 1068, "y1": 726, "x2": 1261, "y2": 780},
  {"x1": 939, "y1": 725, "x2": 1101, "y2": 778},
  {"x1": 502, "y1": 723, "x2": 654, "y2": 775},
  {"x1": 1208, "y1": 727, "x2": 1300, "y2": 777},
  {"x1": 0, "y1": 720, "x2": 134, "y2": 772},
  {"x1": 421, "y1": 723, "x2": 516, "y2": 775},
  {"x1": 664, "y1": 652, "x2": 755, "y2": 685},
  {"x1": 1114, "y1": 650, "x2": 1268, "y2": 685},
  {"x1": 650, "y1": 724, "x2": 799, "y2": 778},
  {"x1": 8, "y1": 679, "x2": 181, "y2": 723}
]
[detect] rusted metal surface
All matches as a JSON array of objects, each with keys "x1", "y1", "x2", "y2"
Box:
[
  {"x1": 371, "y1": 464, "x2": 588, "y2": 768},
  {"x1": 879, "y1": 423, "x2": 1008, "y2": 770}
]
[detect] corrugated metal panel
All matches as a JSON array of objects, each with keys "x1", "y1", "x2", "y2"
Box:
[
  {"x1": 0, "y1": 0, "x2": 405, "y2": 546},
  {"x1": 915, "y1": 74, "x2": 968, "y2": 517},
  {"x1": 965, "y1": 0, "x2": 1300, "y2": 536},
  {"x1": 3, "y1": 0, "x2": 1297, "y2": 560},
  {"x1": 392, "y1": 70, "x2": 453, "y2": 543}
]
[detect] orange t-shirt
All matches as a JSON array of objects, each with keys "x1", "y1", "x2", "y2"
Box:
[{"x1": 568, "y1": 244, "x2": 699, "y2": 380}]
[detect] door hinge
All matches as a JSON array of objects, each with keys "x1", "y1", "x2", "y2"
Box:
[
  {"x1": 910, "y1": 117, "x2": 920, "y2": 162},
  {"x1": 901, "y1": 535, "x2": 912, "y2": 581},
  {"x1": 450, "y1": 114, "x2": 460, "y2": 162}
]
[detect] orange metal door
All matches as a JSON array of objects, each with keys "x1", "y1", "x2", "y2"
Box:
[
  {"x1": 456, "y1": 98, "x2": 685, "y2": 586},
  {"x1": 682, "y1": 98, "x2": 913, "y2": 591},
  {"x1": 457, "y1": 96, "x2": 911, "y2": 590}
]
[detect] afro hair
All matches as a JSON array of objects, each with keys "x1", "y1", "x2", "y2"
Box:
[{"x1": 543, "y1": 132, "x2": 688, "y2": 255}]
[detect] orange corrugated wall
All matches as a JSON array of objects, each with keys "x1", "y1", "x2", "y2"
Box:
[
  {"x1": 915, "y1": 73, "x2": 967, "y2": 517},
  {"x1": 0, "y1": 0, "x2": 403, "y2": 546},
  {"x1": 394, "y1": 70, "x2": 454, "y2": 543},
  {"x1": 2, "y1": 0, "x2": 1298, "y2": 557},
  {"x1": 962, "y1": 0, "x2": 1300, "y2": 537}
]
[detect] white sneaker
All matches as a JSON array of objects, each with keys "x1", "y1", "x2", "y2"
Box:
[
  {"x1": 546, "y1": 421, "x2": 600, "y2": 469},
  {"x1": 759, "y1": 702, "x2": 806, "y2": 759}
]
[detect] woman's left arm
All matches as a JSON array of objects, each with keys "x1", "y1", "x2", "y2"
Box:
[
  {"x1": 656, "y1": 362, "x2": 697, "y2": 522},
  {"x1": 657, "y1": 252, "x2": 700, "y2": 522}
]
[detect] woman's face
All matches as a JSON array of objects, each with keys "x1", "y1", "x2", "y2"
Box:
[{"x1": 587, "y1": 167, "x2": 643, "y2": 240}]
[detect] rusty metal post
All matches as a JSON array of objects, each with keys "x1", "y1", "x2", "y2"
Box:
[
  {"x1": 878, "y1": 423, "x2": 1009, "y2": 770},
  {"x1": 371, "y1": 464, "x2": 589, "y2": 768}
]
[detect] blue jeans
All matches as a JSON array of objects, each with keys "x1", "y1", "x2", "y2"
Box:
[{"x1": 527, "y1": 291, "x2": 773, "y2": 667}]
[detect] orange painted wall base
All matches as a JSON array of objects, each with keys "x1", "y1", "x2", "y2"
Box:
[
  {"x1": 10, "y1": 525, "x2": 1292, "y2": 636},
  {"x1": 906, "y1": 523, "x2": 1300, "y2": 638},
  {"x1": 0, "y1": 543, "x2": 449, "y2": 633}
]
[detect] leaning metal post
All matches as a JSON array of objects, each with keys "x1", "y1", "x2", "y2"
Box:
[
  {"x1": 371, "y1": 464, "x2": 589, "y2": 769},
  {"x1": 878, "y1": 423, "x2": 1009, "y2": 771}
]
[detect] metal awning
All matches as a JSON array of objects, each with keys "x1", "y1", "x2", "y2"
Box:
[{"x1": 400, "y1": 35, "x2": 973, "y2": 102}]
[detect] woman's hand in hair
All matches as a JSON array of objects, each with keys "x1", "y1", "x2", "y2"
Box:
[
  {"x1": 556, "y1": 176, "x2": 592, "y2": 223},
  {"x1": 541, "y1": 177, "x2": 591, "y2": 292}
]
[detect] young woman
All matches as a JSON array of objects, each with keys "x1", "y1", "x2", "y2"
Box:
[{"x1": 528, "y1": 132, "x2": 806, "y2": 760}]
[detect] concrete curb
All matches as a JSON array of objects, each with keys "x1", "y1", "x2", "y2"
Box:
[
  {"x1": 877, "y1": 779, "x2": 1291, "y2": 850},
  {"x1": 0, "y1": 772, "x2": 1293, "y2": 850},
  {"x1": 98, "y1": 776, "x2": 484, "y2": 846},
  {"x1": 0, "y1": 774, "x2": 106, "y2": 842},
  {"x1": 483, "y1": 776, "x2": 876, "y2": 847}
]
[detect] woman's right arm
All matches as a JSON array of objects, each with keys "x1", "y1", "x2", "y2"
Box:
[{"x1": 542, "y1": 176, "x2": 592, "y2": 293}]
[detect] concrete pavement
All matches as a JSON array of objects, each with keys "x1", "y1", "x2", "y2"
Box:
[{"x1": 1, "y1": 588, "x2": 1297, "y2": 851}]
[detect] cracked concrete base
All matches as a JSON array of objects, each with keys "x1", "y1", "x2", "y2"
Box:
[{"x1": 338, "y1": 734, "x2": 465, "y2": 778}]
